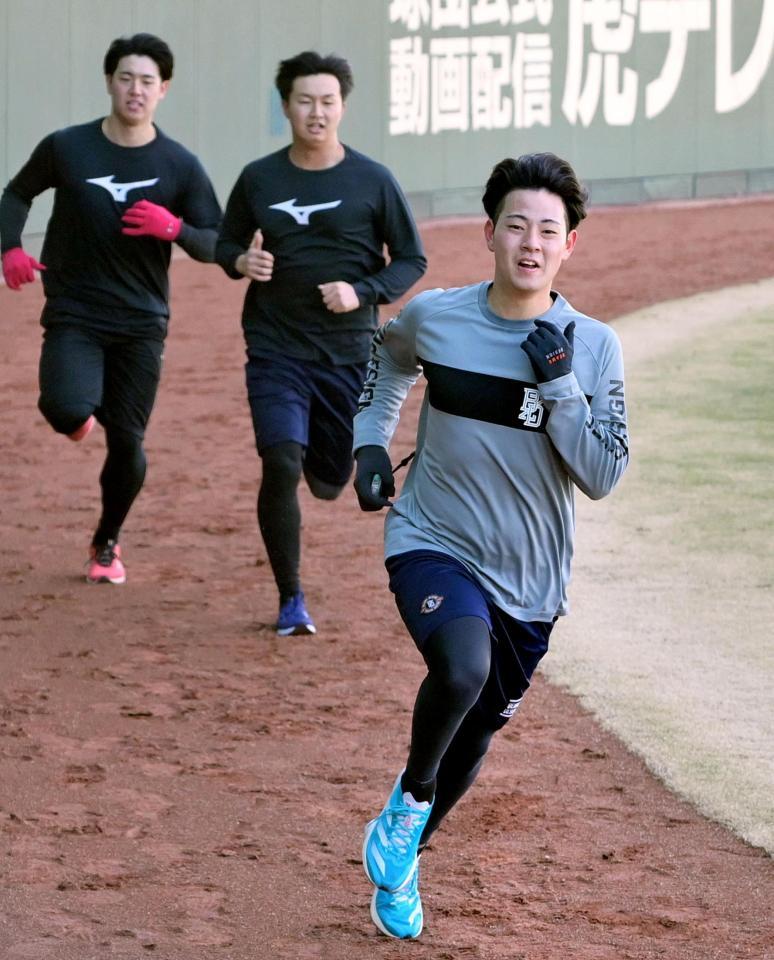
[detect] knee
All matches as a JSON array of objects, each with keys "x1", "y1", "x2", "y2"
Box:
[
  {"x1": 105, "y1": 426, "x2": 146, "y2": 475},
  {"x1": 441, "y1": 660, "x2": 489, "y2": 708},
  {"x1": 304, "y1": 469, "x2": 345, "y2": 501},
  {"x1": 426, "y1": 650, "x2": 489, "y2": 710},
  {"x1": 38, "y1": 395, "x2": 94, "y2": 436},
  {"x1": 260, "y1": 442, "x2": 304, "y2": 490}
]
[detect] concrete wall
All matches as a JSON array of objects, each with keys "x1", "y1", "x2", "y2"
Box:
[{"x1": 1, "y1": 0, "x2": 772, "y2": 250}]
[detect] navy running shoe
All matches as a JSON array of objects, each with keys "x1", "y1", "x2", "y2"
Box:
[
  {"x1": 276, "y1": 591, "x2": 316, "y2": 636},
  {"x1": 363, "y1": 772, "x2": 433, "y2": 892},
  {"x1": 371, "y1": 858, "x2": 423, "y2": 939}
]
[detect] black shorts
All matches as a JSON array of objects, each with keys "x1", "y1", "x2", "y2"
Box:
[
  {"x1": 387, "y1": 550, "x2": 554, "y2": 728},
  {"x1": 38, "y1": 316, "x2": 164, "y2": 438},
  {"x1": 245, "y1": 352, "x2": 367, "y2": 487}
]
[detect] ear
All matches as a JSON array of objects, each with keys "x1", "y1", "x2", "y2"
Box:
[
  {"x1": 281, "y1": 99, "x2": 290, "y2": 119},
  {"x1": 484, "y1": 218, "x2": 495, "y2": 252},
  {"x1": 158, "y1": 79, "x2": 170, "y2": 101},
  {"x1": 561, "y1": 228, "x2": 578, "y2": 263}
]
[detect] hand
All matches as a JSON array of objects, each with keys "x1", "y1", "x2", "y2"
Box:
[
  {"x1": 236, "y1": 229, "x2": 274, "y2": 282},
  {"x1": 1, "y1": 247, "x2": 46, "y2": 290},
  {"x1": 319, "y1": 281, "x2": 360, "y2": 314},
  {"x1": 121, "y1": 199, "x2": 182, "y2": 241},
  {"x1": 521, "y1": 319, "x2": 575, "y2": 382},
  {"x1": 354, "y1": 445, "x2": 395, "y2": 511}
]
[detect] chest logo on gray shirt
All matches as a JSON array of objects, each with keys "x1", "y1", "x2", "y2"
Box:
[
  {"x1": 518, "y1": 388, "x2": 545, "y2": 429},
  {"x1": 269, "y1": 197, "x2": 342, "y2": 225},
  {"x1": 86, "y1": 175, "x2": 160, "y2": 203}
]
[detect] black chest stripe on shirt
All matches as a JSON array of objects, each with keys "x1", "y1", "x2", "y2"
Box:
[{"x1": 420, "y1": 357, "x2": 552, "y2": 433}]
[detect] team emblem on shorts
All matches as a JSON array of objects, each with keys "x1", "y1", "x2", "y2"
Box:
[{"x1": 420, "y1": 594, "x2": 444, "y2": 614}]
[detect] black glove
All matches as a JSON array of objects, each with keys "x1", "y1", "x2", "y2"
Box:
[
  {"x1": 354, "y1": 445, "x2": 395, "y2": 511},
  {"x1": 521, "y1": 320, "x2": 575, "y2": 382}
]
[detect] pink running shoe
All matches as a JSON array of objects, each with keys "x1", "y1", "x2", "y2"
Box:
[
  {"x1": 68, "y1": 415, "x2": 95, "y2": 442},
  {"x1": 86, "y1": 540, "x2": 126, "y2": 585}
]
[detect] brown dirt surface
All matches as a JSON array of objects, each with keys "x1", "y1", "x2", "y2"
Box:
[{"x1": 1, "y1": 196, "x2": 773, "y2": 960}]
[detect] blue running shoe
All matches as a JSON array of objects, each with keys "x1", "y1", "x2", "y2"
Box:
[
  {"x1": 371, "y1": 858, "x2": 423, "y2": 939},
  {"x1": 276, "y1": 591, "x2": 316, "y2": 636},
  {"x1": 363, "y1": 772, "x2": 433, "y2": 892}
]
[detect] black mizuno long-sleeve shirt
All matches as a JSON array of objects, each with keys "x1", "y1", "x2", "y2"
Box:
[
  {"x1": 0, "y1": 119, "x2": 222, "y2": 333},
  {"x1": 216, "y1": 146, "x2": 426, "y2": 365}
]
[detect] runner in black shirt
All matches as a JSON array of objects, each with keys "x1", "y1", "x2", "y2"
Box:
[
  {"x1": 0, "y1": 33, "x2": 222, "y2": 585},
  {"x1": 216, "y1": 51, "x2": 426, "y2": 636}
]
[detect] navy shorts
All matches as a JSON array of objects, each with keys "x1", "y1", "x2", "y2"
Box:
[
  {"x1": 386, "y1": 550, "x2": 554, "y2": 728},
  {"x1": 245, "y1": 353, "x2": 367, "y2": 487}
]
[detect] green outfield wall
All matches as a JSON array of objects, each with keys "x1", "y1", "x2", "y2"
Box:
[{"x1": 1, "y1": 0, "x2": 772, "y2": 243}]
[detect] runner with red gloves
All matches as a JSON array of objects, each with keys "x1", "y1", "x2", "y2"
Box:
[{"x1": 0, "y1": 32, "x2": 221, "y2": 584}]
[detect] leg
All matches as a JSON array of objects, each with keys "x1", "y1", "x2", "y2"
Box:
[
  {"x1": 38, "y1": 323, "x2": 104, "y2": 435},
  {"x1": 364, "y1": 553, "x2": 494, "y2": 893},
  {"x1": 304, "y1": 360, "x2": 366, "y2": 498},
  {"x1": 257, "y1": 440, "x2": 304, "y2": 600},
  {"x1": 86, "y1": 334, "x2": 162, "y2": 583},
  {"x1": 418, "y1": 706, "x2": 497, "y2": 849},
  {"x1": 403, "y1": 616, "x2": 492, "y2": 797},
  {"x1": 93, "y1": 425, "x2": 147, "y2": 545},
  {"x1": 419, "y1": 610, "x2": 554, "y2": 848},
  {"x1": 245, "y1": 354, "x2": 315, "y2": 633}
]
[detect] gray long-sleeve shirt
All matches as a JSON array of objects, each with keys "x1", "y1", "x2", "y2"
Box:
[{"x1": 353, "y1": 281, "x2": 629, "y2": 622}]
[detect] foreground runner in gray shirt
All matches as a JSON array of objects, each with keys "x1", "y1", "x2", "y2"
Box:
[{"x1": 353, "y1": 153, "x2": 629, "y2": 939}]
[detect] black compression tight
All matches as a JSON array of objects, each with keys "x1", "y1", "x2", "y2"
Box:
[
  {"x1": 92, "y1": 426, "x2": 146, "y2": 545},
  {"x1": 257, "y1": 442, "x2": 304, "y2": 600},
  {"x1": 402, "y1": 616, "x2": 499, "y2": 845}
]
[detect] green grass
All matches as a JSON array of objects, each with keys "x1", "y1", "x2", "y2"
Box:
[{"x1": 626, "y1": 310, "x2": 774, "y2": 559}]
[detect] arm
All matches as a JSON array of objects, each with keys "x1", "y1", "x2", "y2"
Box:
[
  {"x1": 121, "y1": 157, "x2": 222, "y2": 263},
  {"x1": 215, "y1": 172, "x2": 258, "y2": 279},
  {"x1": 0, "y1": 133, "x2": 56, "y2": 286},
  {"x1": 351, "y1": 174, "x2": 427, "y2": 308},
  {"x1": 523, "y1": 320, "x2": 629, "y2": 500},
  {"x1": 352, "y1": 304, "x2": 424, "y2": 510},
  {"x1": 174, "y1": 156, "x2": 222, "y2": 263},
  {"x1": 175, "y1": 222, "x2": 219, "y2": 263},
  {"x1": 353, "y1": 304, "x2": 424, "y2": 452},
  {"x1": 0, "y1": 186, "x2": 34, "y2": 254}
]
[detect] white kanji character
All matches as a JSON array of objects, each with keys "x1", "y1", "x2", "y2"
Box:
[
  {"x1": 389, "y1": 37, "x2": 430, "y2": 135},
  {"x1": 512, "y1": 0, "x2": 554, "y2": 25},
  {"x1": 429, "y1": 37, "x2": 471, "y2": 132},
  {"x1": 716, "y1": 0, "x2": 774, "y2": 113},
  {"x1": 389, "y1": 0, "x2": 431, "y2": 31},
  {"x1": 431, "y1": 0, "x2": 470, "y2": 29},
  {"x1": 513, "y1": 32, "x2": 553, "y2": 127},
  {"x1": 471, "y1": 0, "x2": 511, "y2": 25},
  {"x1": 562, "y1": 0, "x2": 639, "y2": 127},
  {"x1": 639, "y1": 0, "x2": 710, "y2": 118},
  {"x1": 471, "y1": 36, "x2": 513, "y2": 129}
]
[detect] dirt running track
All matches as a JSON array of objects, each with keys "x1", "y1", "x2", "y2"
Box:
[{"x1": 1, "y1": 197, "x2": 773, "y2": 960}]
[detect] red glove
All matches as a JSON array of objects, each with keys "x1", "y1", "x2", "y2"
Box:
[
  {"x1": 121, "y1": 200, "x2": 182, "y2": 241},
  {"x1": 1, "y1": 247, "x2": 46, "y2": 291}
]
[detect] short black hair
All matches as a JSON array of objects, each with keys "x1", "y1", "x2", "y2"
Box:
[
  {"x1": 482, "y1": 153, "x2": 588, "y2": 231},
  {"x1": 104, "y1": 33, "x2": 174, "y2": 82},
  {"x1": 275, "y1": 51, "x2": 354, "y2": 102}
]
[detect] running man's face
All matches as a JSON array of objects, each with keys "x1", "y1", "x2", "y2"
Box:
[
  {"x1": 105, "y1": 55, "x2": 169, "y2": 128},
  {"x1": 485, "y1": 188, "x2": 577, "y2": 299},
  {"x1": 283, "y1": 73, "x2": 345, "y2": 148}
]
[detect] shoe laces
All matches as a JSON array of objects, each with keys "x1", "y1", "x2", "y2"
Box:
[
  {"x1": 387, "y1": 806, "x2": 425, "y2": 855},
  {"x1": 93, "y1": 542, "x2": 117, "y2": 566}
]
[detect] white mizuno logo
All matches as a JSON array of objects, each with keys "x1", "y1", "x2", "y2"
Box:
[
  {"x1": 269, "y1": 197, "x2": 342, "y2": 225},
  {"x1": 86, "y1": 175, "x2": 160, "y2": 203}
]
